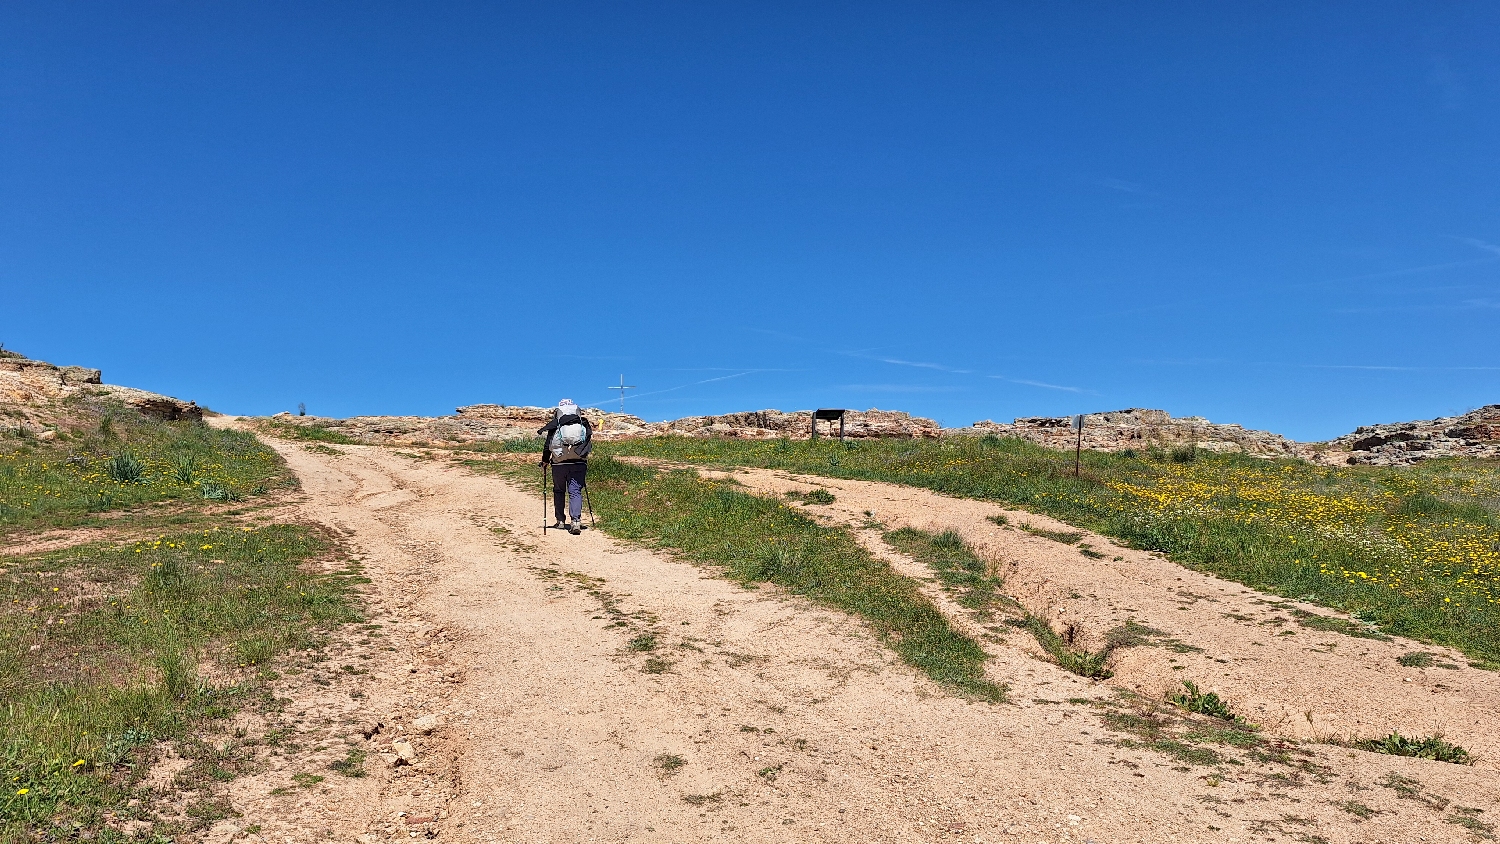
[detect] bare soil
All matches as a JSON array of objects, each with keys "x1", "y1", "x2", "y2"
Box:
[{"x1": 202, "y1": 432, "x2": 1499, "y2": 844}]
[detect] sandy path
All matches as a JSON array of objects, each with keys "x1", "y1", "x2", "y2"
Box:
[
  {"x1": 220, "y1": 437, "x2": 1499, "y2": 844},
  {"x1": 708, "y1": 467, "x2": 1500, "y2": 764}
]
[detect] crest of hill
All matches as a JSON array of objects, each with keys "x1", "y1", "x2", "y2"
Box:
[
  {"x1": 0, "y1": 350, "x2": 204, "y2": 435},
  {"x1": 1322, "y1": 404, "x2": 1500, "y2": 466},
  {"x1": 958, "y1": 408, "x2": 1305, "y2": 458},
  {"x1": 267, "y1": 405, "x2": 941, "y2": 445},
  {"x1": 7, "y1": 351, "x2": 1492, "y2": 465}
]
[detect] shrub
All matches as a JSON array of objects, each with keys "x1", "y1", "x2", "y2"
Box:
[
  {"x1": 1168, "y1": 681, "x2": 1249, "y2": 725},
  {"x1": 105, "y1": 451, "x2": 144, "y2": 483},
  {"x1": 171, "y1": 453, "x2": 198, "y2": 484},
  {"x1": 1354, "y1": 732, "x2": 1472, "y2": 764}
]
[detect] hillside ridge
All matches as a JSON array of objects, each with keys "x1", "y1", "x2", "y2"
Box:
[{"x1": 3, "y1": 351, "x2": 1494, "y2": 464}]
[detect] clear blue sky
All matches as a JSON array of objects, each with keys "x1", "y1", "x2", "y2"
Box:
[{"x1": 3, "y1": 3, "x2": 1497, "y2": 441}]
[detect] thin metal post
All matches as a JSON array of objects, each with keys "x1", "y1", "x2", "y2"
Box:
[
  {"x1": 1075, "y1": 428, "x2": 1082, "y2": 477},
  {"x1": 606, "y1": 374, "x2": 637, "y2": 414},
  {"x1": 542, "y1": 464, "x2": 550, "y2": 533}
]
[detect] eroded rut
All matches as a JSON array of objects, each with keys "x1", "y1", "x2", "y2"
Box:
[{"x1": 219, "y1": 438, "x2": 1499, "y2": 844}]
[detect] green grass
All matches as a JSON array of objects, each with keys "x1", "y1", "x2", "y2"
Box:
[
  {"x1": 1351, "y1": 732, "x2": 1472, "y2": 765},
  {"x1": 468, "y1": 455, "x2": 1004, "y2": 702},
  {"x1": 1168, "y1": 681, "x2": 1254, "y2": 727},
  {"x1": 1, "y1": 406, "x2": 290, "y2": 536},
  {"x1": 786, "y1": 488, "x2": 835, "y2": 505},
  {"x1": 255, "y1": 420, "x2": 360, "y2": 445},
  {"x1": 1018, "y1": 615, "x2": 1114, "y2": 679},
  {"x1": 601, "y1": 435, "x2": 1500, "y2": 667},
  {"x1": 0, "y1": 525, "x2": 362, "y2": 840},
  {"x1": 883, "y1": 527, "x2": 1008, "y2": 617}
]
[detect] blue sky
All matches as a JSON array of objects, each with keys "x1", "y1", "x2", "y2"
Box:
[{"x1": 2, "y1": 2, "x2": 1497, "y2": 441}]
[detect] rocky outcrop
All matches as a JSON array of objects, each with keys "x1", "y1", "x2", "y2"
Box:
[
  {"x1": 265, "y1": 406, "x2": 941, "y2": 446},
  {"x1": 648, "y1": 409, "x2": 940, "y2": 440},
  {"x1": 955, "y1": 408, "x2": 1305, "y2": 458},
  {"x1": 1320, "y1": 405, "x2": 1500, "y2": 466},
  {"x1": 0, "y1": 353, "x2": 203, "y2": 429}
]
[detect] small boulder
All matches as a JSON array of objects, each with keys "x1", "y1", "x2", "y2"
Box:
[
  {"x1": 391, "y1": 741, "x2": 417, "y2": 766},
  {"x1": 412, "y1": 714, "x2": 440, "y2": 735}
]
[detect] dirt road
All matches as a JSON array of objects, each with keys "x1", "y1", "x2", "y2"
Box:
[{"x1": 214, "y1": 436, "x2": 1499, "y2": 844}]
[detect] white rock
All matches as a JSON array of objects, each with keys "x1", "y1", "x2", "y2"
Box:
[
  {"x1": 412, "y1": 714, "x2": 440, "y2": 734},
  {"x1": 391, "y1": 741, "x2": 417, "y2": 765}
]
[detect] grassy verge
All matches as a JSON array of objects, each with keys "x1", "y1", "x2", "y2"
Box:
[
  {"x1": 468, "y1": 455, "x2": 1003, "y2": 702},
  {"x1": 2, "y1": 406, "x2": 291, "y2": 537},
  {"x1": 0, "y1": 524, "x2": 362, "y2": 840},
  {"x1": 603, "y1": 436, "x2": 1500, "y2": 667},
  {"x1": 884, "y1": 527, "x2": 1008, "y2": 619},
  {"x1": 254, "y1": 420, "x2": 360, "y2": 445}
]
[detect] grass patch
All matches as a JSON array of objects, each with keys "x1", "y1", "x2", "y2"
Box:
[
  {"x1": 255, "y1": 420, "x2": 359, "y2": 445},
  {"x1": 883, "y1": 527, "x2": 1008, "y2": 617},
  {"x1": 1019, "y1": 616, "x2": 1113, "y2": 679},
  {"x1": 1167, "y1": 681, "x2": 1254, "y2": 727},
  {"x1": 786, "y1": 488, "x2": 835, "y2": 505},
  {"x1": 602, "y1": 436, "x2": 1500, "y2": 667},
  {"x1": 1447, "y1": 808, "x2": 1496, "y2": 840},
  {"x1": 469, "y1": 456, "x2": 1004, "y2": 702},
  {"x1": 328, "y1": 747, "x2": 367, "y2": 778},
  {"x1": 1, "y1": 407, "x2": 290, "y2": 537},
  {"x1": 1350, "y1": 732, "x2": 1473, "y2": 765},
  {"x1": 653, "y1": 754, "x2": 686, "y2": 776},
  {"x1": 0, "y1": 524, "x2": 362, "y2": 838}
]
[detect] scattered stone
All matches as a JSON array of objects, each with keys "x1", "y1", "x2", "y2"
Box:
[
  {"x1": 412, "y1": 715, "x2": 440, "y2": 734},
  {"x1": 391, "y1": 741, "x2": 417, "y2": 766}
]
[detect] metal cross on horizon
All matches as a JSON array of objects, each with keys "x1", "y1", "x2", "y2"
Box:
[{"x1": 606, "y1": 374, "x2": 637, "y2": 414}]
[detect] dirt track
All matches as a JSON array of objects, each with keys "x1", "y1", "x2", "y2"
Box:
[{"x1": 213, "y1": 434, "x2": 1500, "y2": 844}]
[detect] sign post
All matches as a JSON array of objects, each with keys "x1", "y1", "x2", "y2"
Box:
[{"x1": 1072, "y1": 414, "x2": 1085, "y2": 478}]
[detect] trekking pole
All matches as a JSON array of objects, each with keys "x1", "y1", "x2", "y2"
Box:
[
  {"x1": 583, "y1": 484, "x2": 596, "y2": 528},
  {"x1": 541, "y1": 464, "x2": 549, "y2": 534}
]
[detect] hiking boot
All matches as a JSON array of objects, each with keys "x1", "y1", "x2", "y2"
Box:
[
  {"x1": 568, "y1": 519, "x2": 582, "y2": 535},
  {"x1": 551, "y1": 520, "x2": 567, "y2": 530}
]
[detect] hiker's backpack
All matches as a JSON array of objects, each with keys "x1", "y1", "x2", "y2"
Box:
[{"x1": 550, "y1": 417, "x2": 590, "y2": 462}]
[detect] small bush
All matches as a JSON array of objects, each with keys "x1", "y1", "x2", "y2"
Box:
[
  {"x1": 1398, "y1": 651, "x2": 1435, "y2": 668},
  {"x1": 787, "y1": 488, "x2": 835, "y2": 505},
  {"x1": 1170, "y1": 445, "x2": 1198, "y2": 463},
  {"x1": 171, "y1": 453, "x2": 198, "y2": 484},
  {"x1": 106, "y1": 451, "x2": 144, "y2": 483},
  {"x1": 200, "y1": 481, "x2": 240, "y2": 502},
  {"x1": 1168, "y1": 681, "x2": 1249, "y2": 726},
  {"x1": 1353, "y1": 732, "x2": 1472, "y2": 764}
]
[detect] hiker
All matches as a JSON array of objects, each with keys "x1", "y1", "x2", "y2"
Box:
[{"x1": 538, "y1": 399, "x2": 593, "y2": 535}]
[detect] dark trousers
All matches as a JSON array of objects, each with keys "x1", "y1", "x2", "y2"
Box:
[{"x1": 550, "y1": 461, "x2": 587, "y2": 522}]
